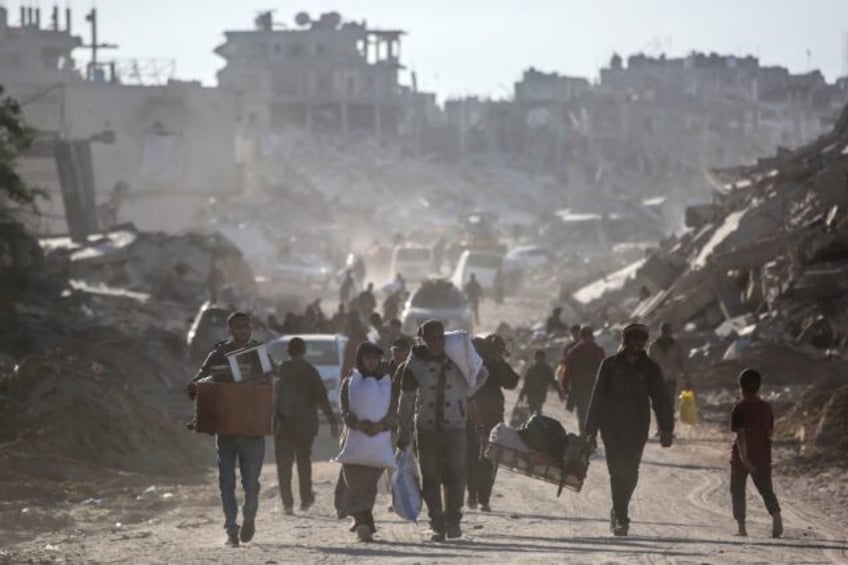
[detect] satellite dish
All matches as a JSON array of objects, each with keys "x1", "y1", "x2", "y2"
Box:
[
  {"x1": 295, "y1": 12, "x2": 310, "y2": 27},
  {"x1": 324, "y1": 12, "x2": 341, "y2": 29}
]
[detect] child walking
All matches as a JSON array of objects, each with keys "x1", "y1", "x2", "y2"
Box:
[
  {"x1": 334, "y1": 342, "x2": 398, "y2": 542},
  {"x1": 518, "y1": 350, "x2": 563, "y2": 415},
  {"x1": 730, "y1": 369, "x2": 782, "y2": 538}
]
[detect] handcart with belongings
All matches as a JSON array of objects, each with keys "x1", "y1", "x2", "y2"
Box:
[{"x1": 482, "y1": 414, "x2": 591, "y2": 496}]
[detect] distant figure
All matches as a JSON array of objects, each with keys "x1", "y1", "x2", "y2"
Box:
[
  {"x1": 585, "y1": 324, "x2": 674, "y2": 537},
  {"x1": 463, "y1": 274, "x2": 484, "y2": 326},
  {"x1": 354, "y1": 255, "x2": 366, "y2": 282},
  {"x1": 369, "y1": 312, "x2": 390, "y2": 352},
  {"x1": 331, "y1": 303, "x2": 347, "y2": 334},
  {"x1": 648, "y1": 322, "x2": 688, "y2": 411},
  {"x1": 493, "y1": 268, "x2": 505, "y2": 305},
  {"x1": 340, "y1": 270, "x2": 355, "y2": 305},
  {"x1": 357, "y1": 283, "x2": 378, "y2": 319},
  {"x1": 730, "y1": 369, "x2": 782, "y2": 538},
  {"x1": 274, "y1": 338, "x2": 340, "y2": 515},
  {"x1": 518, "y1": 350, "x2": 562, "y2": 415},
  {"x1": 562, "y1": 326, "x2": 606, "y2": 435},
  {"x1": 382, "y1": 290, "x2": 402, "y2": 323},
  {"x1": 342, "y1": 312, "x2": 370, "y2": 378},
  {"x1": 545, "y1": 307, "x2": 568, "y2": 337}
]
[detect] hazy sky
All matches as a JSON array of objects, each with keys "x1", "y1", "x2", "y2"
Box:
[{"x1": 40, "y1": 0, "x2": 848, "y2": 100}]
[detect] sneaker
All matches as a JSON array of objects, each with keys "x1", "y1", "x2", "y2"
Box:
[
  {"x1": 240, "y1": 520, "x2": 255, "y2": 543},
  {"x1": 612, "y1": 520, "x2": 629, "y2": 537},
  {"x1": 772, "y1": 513, "x2": 783, "y2": 539},
  {"x1": 355, "y1": 523, "x2": 373, "y2": 542},
  {"x1": 480, "y1": 503, "x2": 492, "y2": 513},
  {"x1": 430, "y1": 531, "x2": 446, "y2": 542},
  {"x1": 225, "y1": 532, "x2": 240, "y2": 547},
  {"x1": 446, "y1": 524, "x2": 462, "y2": 539},
  {"x1": 283, "y1": 507, "x2": 294, "y2": 516}
]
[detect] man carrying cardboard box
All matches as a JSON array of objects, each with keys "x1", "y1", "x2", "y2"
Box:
[{"x1": 187, "y1": 311, "x2": 270, "y2": 547}]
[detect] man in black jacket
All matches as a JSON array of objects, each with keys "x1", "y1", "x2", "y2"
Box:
[
  {"x1": 186, "y1": 311, "x2": 271, "y2": 547},
  {"x1": 274, "y1": 337, "x2": 339, "y2": 515},
  {"x1": 585, "y1": 323, "x2": 674, "y2": 537},
  {"x1": 467, "y1": 334, "x2": 520, "y2": 512}
]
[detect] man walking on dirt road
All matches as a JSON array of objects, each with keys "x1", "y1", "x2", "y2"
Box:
[
  {"x1": 186, "y1": 311, "x2": 271, "y2": 547},
  {"x1": 397, "y1": 320, "x2": 488, "y2": 541},
  {"x1": 563, "y1": 326, "x2": 606, "y2": 435},
  {"x1": 274, "y1": 337, "x2": 339, "y2": 515},
  {"x1": 585, "y1": 323, "x2": 674, "y2": 537},
  {"x1": 467, "y1": 334, "x2": 520, "y2": 512}
]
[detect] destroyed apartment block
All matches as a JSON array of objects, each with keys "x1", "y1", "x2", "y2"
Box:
[{"x1": 576, "y1": 101, "x2": 848, "y2": 350}]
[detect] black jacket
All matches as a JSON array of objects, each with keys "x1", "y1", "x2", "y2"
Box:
[
  {"x1": 191, "y1": 339, "x2": 265, "y2": 384},
  {"x1": 470, "y1": 354, "x2": 520, "y2": 427},
  {"x1": 584, "y1": 351, "x2": 674, "y2": 447},
  {"x1": 275, "y1": 358, "x2": 337, "y2": 438}
]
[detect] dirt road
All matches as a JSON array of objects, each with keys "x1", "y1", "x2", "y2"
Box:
[{"x1": 4, "y1": 393, "x2": 847, "y2": 565}]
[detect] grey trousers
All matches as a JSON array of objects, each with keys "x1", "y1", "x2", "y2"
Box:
[{"x1": 417, "y1": 428, "x2": 467, "y2": 532}]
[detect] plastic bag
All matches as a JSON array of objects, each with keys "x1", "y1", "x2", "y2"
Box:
[
  {"x1": 391, "y1": 446, "x2": 422, "y2": 522},
  {"x1": 678, "y1": 389, "x2": 698, "y2": 426}
]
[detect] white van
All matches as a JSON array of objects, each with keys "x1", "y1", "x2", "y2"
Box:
[
  {"x1": 391, "y1": 246, "x2": 433, "y2": 283},
  {"x1": 451, "y1": 250, "x2": 503, "y2": 291}
]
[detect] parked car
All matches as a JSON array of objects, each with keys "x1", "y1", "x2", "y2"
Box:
[
  {"x1": 187, "y1": 301, "x2": 231, "y2": 364},
  {"x1": 400, "y1": 279, "x2": 473, "y2": 335},
  {"x1": 270, "y1": 255, "x2": 333, "y2": 288},
  {"x1": 187, "y1": 302, "x2": 277, "y2": 364},
  {"x1": 503, "y1": 246, "x2": 556, "y2": 273},
  {"x1": 451, "y1": 249, "x2": 504, "y2": 291},
  {"x1": 390, "y1": 246, "x2": 433, "y2": 283},
  {"x1": 266, "y1": 334, "x2": 348, "y2": 415}
]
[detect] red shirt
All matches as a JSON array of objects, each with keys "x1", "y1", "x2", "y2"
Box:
[{"x1": 730, "y1": 396, "x2": 774, "y2": 466}]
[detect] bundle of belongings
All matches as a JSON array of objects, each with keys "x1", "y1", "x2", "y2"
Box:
[{"x1": 483, "y1": 415, "x2": 590, "y2": 495}]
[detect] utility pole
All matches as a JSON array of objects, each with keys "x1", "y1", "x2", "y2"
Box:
[{"x1": 82, "y1": 9, "x2": 118, "y2": 82}]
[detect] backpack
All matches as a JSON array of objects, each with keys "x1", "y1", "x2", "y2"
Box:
[{"x1": 517, "y1": 413, "x2": 569, "y2": 461}]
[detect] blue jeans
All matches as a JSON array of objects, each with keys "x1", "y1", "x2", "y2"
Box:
[{"x1": 217, "y1": 434, "x2": 265, "y2": 535}]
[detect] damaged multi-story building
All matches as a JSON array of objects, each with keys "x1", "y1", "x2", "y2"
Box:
[
  {"x1": 216, "y1": 11, "x2": 404, "y2": 138},
  {"x1": 1, "y1": 5, "x2": 239, "y2": 236}
]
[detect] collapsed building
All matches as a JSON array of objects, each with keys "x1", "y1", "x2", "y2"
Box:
[
  {"x1": 0, "y1": 5, "x2": 239, "y2": 236},
  {"x1": 217, "y1": 11, "x2": 405, "y2": 139},
  {"x1": 574, "y1": 101, "x2": 848, "y2": 353}
]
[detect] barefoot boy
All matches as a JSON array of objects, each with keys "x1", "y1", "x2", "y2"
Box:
[{"x1": 730, "y1": 369, "x2": 783, "y2": 538}]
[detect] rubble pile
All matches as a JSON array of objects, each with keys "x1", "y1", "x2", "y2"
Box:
[
  {"x1": 40, "y1": 225, "x2": 257, "y2": 306},
  {"x1": 574, "y1": 102, "x2": 848, "y2": 356},
  {"x1": 0, "y1": 226, "x2": 231, "y2": 502}
]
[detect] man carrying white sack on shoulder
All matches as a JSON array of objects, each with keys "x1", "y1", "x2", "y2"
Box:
[
  {"x1": 334, "y1": 341, "x2": 399, "y2": 542},
  {"x1": 396, "y1": 320, "x2": 489, "y2": 542}
]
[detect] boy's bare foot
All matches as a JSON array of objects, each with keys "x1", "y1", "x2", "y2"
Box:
[
  {"x1": 772, "y1": 513, "x2": 783, "y2": 538},
  {"x1": 736, "y1": 521, "x2": 747, "y2": 537}
]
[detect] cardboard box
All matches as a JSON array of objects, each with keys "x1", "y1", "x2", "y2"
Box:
[{"x1": 195, "y1": 381, "x2": 273, "y2": 436}]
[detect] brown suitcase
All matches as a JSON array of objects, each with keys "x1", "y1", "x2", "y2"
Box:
[{"x1": 194, "y1": 381, "x2": 273, "y2": 436}]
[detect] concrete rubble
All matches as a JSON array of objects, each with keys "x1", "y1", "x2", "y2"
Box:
[{"x1": 573, "y1": 102, "x2": 848, "y2": 354}]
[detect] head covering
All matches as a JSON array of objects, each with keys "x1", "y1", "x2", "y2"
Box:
[
  {"x1": 486, "y1": 334, "x2": 510, "y2": 357},
  {"x1": 355, "y1": 341, "x2": 384, "y2": 377},
  {"x1": 622, "y1": 323, "x2": 650, "y2": 340}
]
